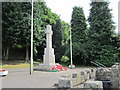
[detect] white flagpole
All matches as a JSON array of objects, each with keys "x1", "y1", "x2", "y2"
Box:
[
  {"x1": 69, "y1": 26, "x2": 75, "y2": 69},
  {"x1": 30, "y1": 0, "x2": 33, "y2": 74},
  {"x1": 70, "y1": 27, "x2": 73, "y2": 65}
]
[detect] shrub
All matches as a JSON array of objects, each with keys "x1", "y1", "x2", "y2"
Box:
[{"x1": 61, "y1": 56, "x2": 69, "y2": 62}]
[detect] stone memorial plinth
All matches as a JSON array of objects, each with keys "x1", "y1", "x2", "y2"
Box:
[{"x1": 35, "y1": 25, "x2": 56, "y2": 71}]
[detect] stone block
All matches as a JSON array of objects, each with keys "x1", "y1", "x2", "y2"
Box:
[
  {"x1": 111, "y1": 68, "x2": 119, "y2": 77},
  {"x1": 103, "y1": 70, "x2": 112, "y2": 80},
  {"x1": 71, "y1": 78, "x2": 77, "y2": 87},
  {"x1": 72, "y1": 73, "x2": 77, "y2": 78},
  {"x1": 96, "y1": 68, "x2": 110, "y2": 80},
  {"x1": 76, "y1": 73, "x2": 82, "y2": 84},
  {"x1": 71, "y1": 73, "x2": 79, "y2": 86},
  {"x1": 84, "y1": 70, "x2": 90, "y2": 80},
  {"x1": 90, "y1": 68, "x2": 96, "y2": 79},
  {"x1": 61, "y1": 75, "x2": 71, "y2": 78},
  {"x1": 110, "y1": 77, "x2": 119, "y2": 89},
  {"x1": 118, "y1": 81, "x2": 120, "y2": 89},
  {"x1": 59, "y1": 73, "x2": 81, "y2": 88},
  {"x1": 80, "y1": 71, "x2": 85, "y2": 83},
  {"x1": 84, "y1": 81, "x2": 103, "y2": 90},
  {"x1": 118, "y1": 65, "x2": 120, "y2": 74},
  {"x1": 34, "y1": 64, "x2": 55, "y2": 71},
  {"x1": 58, "y1": 77, "x2": 71, "y2": 88}
]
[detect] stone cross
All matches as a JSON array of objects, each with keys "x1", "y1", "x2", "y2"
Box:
[
  {"x1": 43, "y1": 25, "x2": 55, "y2": 70},
  {"x1": 46, "y1": 25, "x2": 53, "y2": 49}
]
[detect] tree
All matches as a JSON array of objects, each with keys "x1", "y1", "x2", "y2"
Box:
[
  {"x1": 61, "y1": 21, "x2": 70, "y2": 57},
  {"x1": 2, "y1": 2, "x2": 21, "y2": 60},
  {"x1": 52, "y1": 19, "x2": 64, "y2": 62},
  {"x1": 115, "y1": 34, "x2": 120, "y2": 63},
  {"x1": 2, "y1": 2, "x2": 31, "y2": 61},
  {"x1": 71, "y1": 6, "x2": 87, "y2": 65},
  {"x1": 61, "y1": 21, "x2": 70, "y2": 46},
  {"x1": 18, "y1": 2, "x2": 31, "y2": 62},
  {"x1": 88, "y1": 1, "x2": 118, "y2": 66},
  {"x1": 88, "y1": 1, "x2": 115, "y2": 45},
  {"x1": 33, "y1": 2, "x2": 45, "y2": 60},
  {"x1": 33, "y1": 1, "x2": 64, "y2": 62},
  {"x1": 2, "y1": 1, "x2": 70, "y2": 63}
]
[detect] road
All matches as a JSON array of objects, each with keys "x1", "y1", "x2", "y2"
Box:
[{"x1": 2, "y1": 67, "x2": 90, "y2": 88}]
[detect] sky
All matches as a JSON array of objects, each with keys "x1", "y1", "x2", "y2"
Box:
[{"x1": 44, "y1": 0, "x2": 119, "y2": 33}]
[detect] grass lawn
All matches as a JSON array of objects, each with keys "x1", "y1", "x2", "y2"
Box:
[
  {"x1": 59, "y1": 62, "x2": 93, "y2": 68},
  {"x1": 0, "y1": 63, "x2": 29, "y2": 69},
  {"x1": 1, "y1": 60, "x2": 93, "y2": 69},
  {"x1": 1, "y1": 60, "x2": 40, "y2": 69}
]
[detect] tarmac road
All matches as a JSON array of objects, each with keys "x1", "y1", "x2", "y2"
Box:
[{"x1": 2, "y1": 67, "x2": 91, "y2": 88}]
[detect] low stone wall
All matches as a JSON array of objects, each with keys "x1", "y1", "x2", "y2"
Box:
[
  {"x1": 58, "y1": 68, "x2": 96, "y2": 88},
  {"x1": 95, "y1": 63, "x2": 120, "y2": 89},
  {"x1": 58, "y1": 63, "x2": 120, "y2": 89}
]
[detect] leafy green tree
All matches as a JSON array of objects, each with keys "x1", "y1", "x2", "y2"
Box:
[
  {"x1": 88, "y1": 1, "x2": 118, "y2": 66},
  {"x1": 71, "y1": 6, "x2": 87, "y2": 65},
  {"x1": 18, "y1": 2, "x2": 31, "y2": 62},
  {"x1": 33, "y1": 2, "x2": 44, "y2": 47},
  {"x1": 61, "y1": 21, "x2": 70, "y2": 45},
  {"x1": 33, "y1": 2, "x2": 45, "y2": 60},
  {"x1": 2, "y1": 2, "x2": 21, "y2": 60},
  {"x1": 61, "y1": 21, "x2": 70, "y2": 58},
  {"x1": 52, "y1": 19, "x2": 64, "y2": 62},
  {"x1": 33, "y1": 1, "x2": 64, "y2": 62},
  {"x1": 2, "y1": 1, "x2": 70, "y2": 63},
  {"x1": 88, "y1": 1, "x2": 115, "y2": 45},
  {"x1": 2, "y1": 2, "x2": 31, "y2": 61},
  {"x1": 116, "y1": 34, "x2": 120, "y2": 63}
]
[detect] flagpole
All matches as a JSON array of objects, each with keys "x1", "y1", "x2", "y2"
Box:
[
  {"x1": 69, "y1": 26, "x2": 75, "y2": 69},
  {"x1": 30, "y1": 0, "x2": 33, "y2": 74},
  {"x1": 70, "y1": 27, "x2": 73, "y2": 65}
]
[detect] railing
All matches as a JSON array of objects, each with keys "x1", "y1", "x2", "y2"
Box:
[{"x1": 90, "y1": 61, "x2": 106, "y2": 68}]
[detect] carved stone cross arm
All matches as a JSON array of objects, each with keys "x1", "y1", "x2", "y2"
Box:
[{"x1": 46, "y1": 25, "x2": 53, "y2": 35}]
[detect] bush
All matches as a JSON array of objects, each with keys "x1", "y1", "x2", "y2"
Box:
[
  {"x1": 96, "y1": 59, "x2": 116, "y2": 67},
  {"x1": 61, "y1": 56, "x2": 69, "y2": 62}
]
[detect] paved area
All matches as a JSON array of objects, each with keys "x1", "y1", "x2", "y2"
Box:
[{"x1": 2, "y1": 67, "x2": 91, "y2": 88}]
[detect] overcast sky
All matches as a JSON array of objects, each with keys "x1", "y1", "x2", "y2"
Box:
[{"x1": 44, "y1": 0, "x2": 119, "y2": 33}]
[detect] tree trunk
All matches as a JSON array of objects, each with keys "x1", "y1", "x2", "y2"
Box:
[
  {"x1": 25, "y1": 47, "x2": 29, "y2": 63},
  {"x1": 84, "y1": 59, "x2": 87, "y2": 65},
  {"x1": 5, "y1": 47, "x2": 9, "y2": 60},
  {"x1": 3, "y1": 49, "x2": 6, "y2": 60}
]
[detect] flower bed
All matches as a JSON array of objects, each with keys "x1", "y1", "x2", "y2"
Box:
[{"x1": 51, "y1": 64, "x2": 67, "y2": 72}]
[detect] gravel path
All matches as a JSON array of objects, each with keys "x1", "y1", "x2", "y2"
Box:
[{"x1": 2, "y1": 67, "x2": 92, "y2": 88}]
